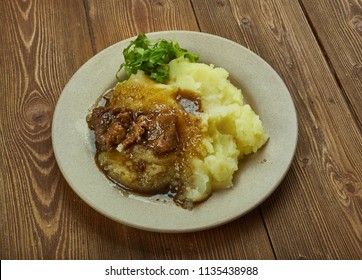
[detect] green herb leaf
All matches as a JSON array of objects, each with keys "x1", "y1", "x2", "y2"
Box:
[{"x1": 116, "y1": 34, "x2": 199, "y2": 83}]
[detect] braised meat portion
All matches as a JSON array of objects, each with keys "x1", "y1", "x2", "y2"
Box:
[
  {"x1": 87, "y1": 107, "x2": 132, "y2": 151},
  {"x1": 146, "y1": 112, "x2": 179, "y2": 154},
  {"x1": 87, "y1": 106, "x2": 179, "y2": 155}
]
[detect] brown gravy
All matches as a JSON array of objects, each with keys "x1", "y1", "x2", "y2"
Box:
[{"x1": 87, "y1": 75, "x2": 207, "y2": 207}]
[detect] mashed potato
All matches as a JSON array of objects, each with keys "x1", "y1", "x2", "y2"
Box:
[{"x1": 166, "y1": 58, "x2": 268, "y2": 202}]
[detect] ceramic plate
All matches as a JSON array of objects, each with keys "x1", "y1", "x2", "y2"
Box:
[{"x1": 52, "y1": 31, "x2": 297, "y2": 233}]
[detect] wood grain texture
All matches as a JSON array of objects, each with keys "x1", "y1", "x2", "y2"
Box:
[
  {"x1": 300, "y1": 0, "x2": 362, "y2": 126},
  {"x1": 0, "y1": 0, "x2": 94, "y2": 259},
  {"x1": 87, "y1": 0, "x2": 200, "y2": 52},
  {"x1": 191, "y1": 0, "x2": 362, "y2": 259}
]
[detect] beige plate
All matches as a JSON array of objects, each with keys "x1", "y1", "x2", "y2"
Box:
[{"x1": 52, "y1": 31, "x2": 298, "y2": 233}]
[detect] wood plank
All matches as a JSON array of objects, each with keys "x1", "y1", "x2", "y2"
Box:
[
  {"x1": 300, "y1": 0, "x2": 362, "y2": 126},
  {"x1": 87, "y1": 0, "x2": 200, "y2": 52},
  {"x1": 191, "y1": 0, "x2": 362, "y2": 259},
  {"x1": 83, "y1": 0, "x2": 275, "y2": 259},
  {"x1": 115, "y1": 210, "x2": 274, "y2": 260},
  {"x1": 0, "y1": 0, "x2": 94, "y2": 259}
]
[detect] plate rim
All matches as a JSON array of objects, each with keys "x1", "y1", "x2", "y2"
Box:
[{"x1": 52, "y1": 30, "x2": 298, "y2": 233}]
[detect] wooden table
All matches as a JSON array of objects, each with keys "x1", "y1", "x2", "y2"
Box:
[{"x1": 1, "y1": 0, "x2": 361, "y2": 260}]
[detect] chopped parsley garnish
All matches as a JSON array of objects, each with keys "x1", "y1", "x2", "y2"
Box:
[{"x1": 116, "y1": 34, "x2": 199, "y2": 83}]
